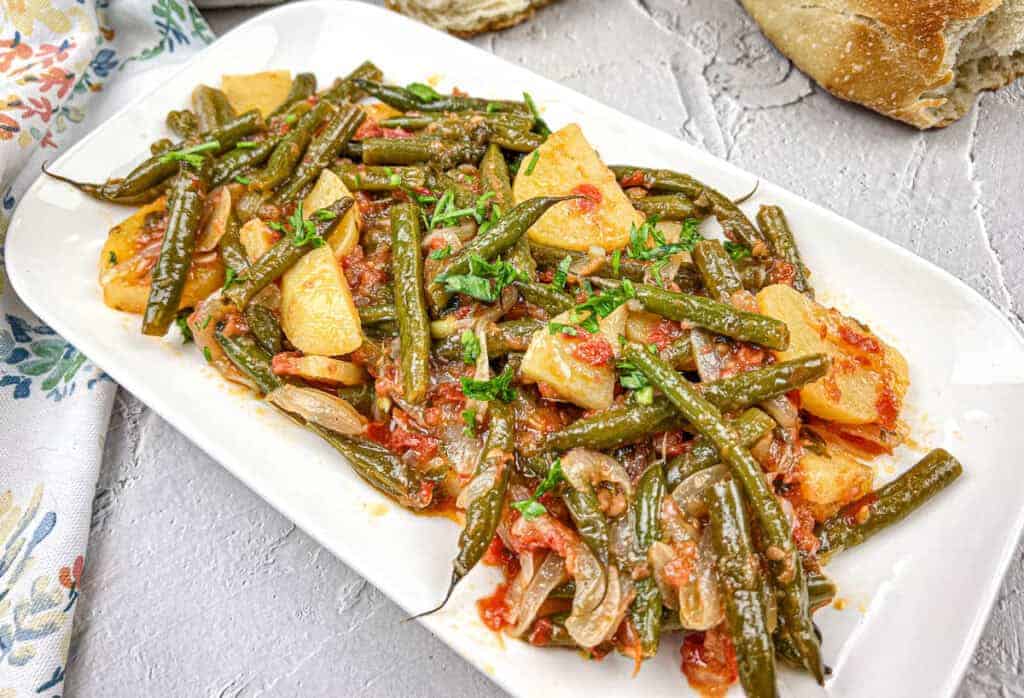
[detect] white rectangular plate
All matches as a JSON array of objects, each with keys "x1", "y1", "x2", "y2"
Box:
[{"x1": 8, "y1": 3, "x2": 1024, "y2": 696}]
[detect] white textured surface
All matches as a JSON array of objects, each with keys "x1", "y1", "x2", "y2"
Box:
[{"x1": 66, "y1": 1, "x2": 1024, "y2": 696}]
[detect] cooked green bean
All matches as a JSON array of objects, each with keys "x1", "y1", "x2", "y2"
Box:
[
  {"x1": 166, "y1": 109, "x2": 199, "y2": 139},
  {"x1": 706, "y1": 478, "x2": 777, "y2": 698},
  {"x1": 701, "y1": 353, "x2": 829, "y2": 412},
  {"x1": 662, "y1": 334, "x2": 696, "y2": 371},
  {"x1": 529, "y1": 242, "x2": 648, "y2": 282},
  {"x1": 270, "y1": 72, "x2": 317, "y2": 117},
  {"x1": 514, "y1": 280, "x2": 574, "y2": 316},
  {"x1": 218, "y1": 209, "x2": 251, "y2": 276},
  {"x1": 563, "y1": 486, "x2": 609, "y2": 566},
  {"x1": 212, "y1": 136, "x2": 282, "y2": 188},
  {"x1": 434, "y1": 319, "x2": 543, "y2": 360},
  {"x1": 391, "y1": 203, "x2": 432, "y2": 403},
  {"x1": 633, "y1": 282, "x2": 789, "y2": 350},
  {"x1": 192, "y1": 85, "x2": 236, "y2": 131},
  {"x1": 243, "y1": 303, "x2": 282, "y2": 355},
  {"x1": 757, "y1": 205, "x2": 812, "y2": 296},
  {"x1": 665, "y1": 407, "x2": 775, "y2": 489},
  {"x1": 692, "y1": 239, "x2": 744, "y2": 304},
  {"x1": 337, "y1": 384, "x2": 375, "y2": 416},
  {"x1": 274, "y1": 105, "x2": 365, "y2": 204},
  {"x1": 141, "y1": 158, "x2": 211, "y2": 336},
  {"x1": 224, "y1": 197, "x2": 353, "y2": 308},
  {"x1": 629, "y1": 463, "x2": 665, "y2": 658},
  {"x1": 255, "y1": 100, "x2": 333, "y2": 191},
  {"x1": 806, "y1": 571, "x2": 837, "y2": 611},
  {"x1": 320, "y1": 60, "x2": 382, "y2": 104},
  {"x1": 353, "y1": 79, "x2": 530, "y2": 115},
  {"x1": 817, "y1": 449, "x2": 963, "y2": 560},
  {"x1": 623, "y1": 341, "x2": 823, "y2": 683},
  {"x1": 358, "y1": 304, "x2": 398, "y2": 325},
  {"x1": 633, "y1": 194, "x2": 709, "y2": 222},
  {"x1": 383, "y1": 111, "x2": 535, "y2": 135},
  {"x1": 481, "y1": 143, "x2": 535, "y2": 279},
  {"x1": 331, "y1": 162, "x2": 429, "y2": 192},
  {"x1": 215, "y1": 327, "x2": 281, "y2": 394},
  {"x1": 361, "y1": 137, "x2": 486, "y2": 170}
]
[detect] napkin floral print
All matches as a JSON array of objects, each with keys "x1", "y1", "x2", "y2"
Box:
[{"x1": 1, "y1": 1, "x2": 212, "y2": 694}]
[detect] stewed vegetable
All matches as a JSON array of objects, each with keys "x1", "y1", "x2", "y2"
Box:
[{"x1": 53, "y1": 62, "x2": 964, "y2": 697}]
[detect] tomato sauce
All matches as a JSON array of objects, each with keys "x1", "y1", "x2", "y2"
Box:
[
  {"x1": 681, "y1": 628, "x2": 739, "y2": 698},
  {"x1": 477, "y1": 583, "x2": 511, "y2": 632},
  {"x1": 571, "y1": 334, "x2": 614, "y2": 366},
  {"x1": 570, "y1": 183, "x2": 602, "y2": 213}
]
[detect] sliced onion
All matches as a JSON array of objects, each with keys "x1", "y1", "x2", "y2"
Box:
[
  {"x1": 509, "y1": 553, "x2": 568, "y2": 637},
  {"x1": 566, "y1": 565, "x2": 631, "y2": 648},
  {"x1": 671, "y1": 464, "x2": 730, "y2": 519},
  {"x1": 455, "y1": 461, "x2": 496, "y2": 510},
  {"x1": 761, "y1": 394, "x2": 799, "y2": 430},
  {"x1": 679, "y1": 528, "x2": 724, "y2": 631},
  {"x1": 648, "y1": 542, "x2": 679, "y2": 610},
  {"x1": 659, "y1": 495, "x2": 701, "y2": 545},
  {"x1": 187, "y1": 293, "x2": 253, "y2": 389},
  {"x1": 561, "y1": 448, "x2": 632, "y2": 499},
  {"x1": 504, "y1": 549, "x2": 543, "y2": 624},
  {"x1": 196, "y1": 186, "x2": 232, "y2": 252},
  {"x1": 691, "y1": 329, "x2": 727, "y2": 382},
  {"x1": 267, "y1": 384, "x2": 366, "y2": 435},
  {"x1": 570, "y1": 246, "x2": 606, "y2": 277}
]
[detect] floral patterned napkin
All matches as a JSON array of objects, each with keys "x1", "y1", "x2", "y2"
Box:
[{"x1": 1, "y1": 2, "x2": 213, "y2": 694}]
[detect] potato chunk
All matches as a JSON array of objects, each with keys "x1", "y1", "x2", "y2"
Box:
[
  {"x1": 99, "y1": 198, "x2": 224, "y2": 314},
  {"x1": 520, "y1": 305, "x2": 626, "y2": 411},
  {"x1": 513, "y1": 123, "x2": 642, "y2": 252},
  {"x1": 271, "y1": 354, "x2": 365, "y2": 386},
  {"x1": 301, "y1": 169, "x2": 360, "y2": 257},
  {"x1": 757, "y1": 284, "x2": 909, "y2": 426},
  {"x1": 221, "y1": 70, "x2": 292, "y2": 117},
  {"x1": 239, "y1": 219, "x2": 278, "y2": 263},
  {"x1": 280, "y1": 246, "x2": 361, "y2": 355},
  {"x1": 797, "y1": 449, "x2": 874, "y2": 522}
]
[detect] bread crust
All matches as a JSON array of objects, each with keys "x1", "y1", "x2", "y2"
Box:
[
  {"x1": 385, "y1": 0, "x2": 556, "y2": 38},
  {"x1": 741, "y1": 0, "x2": 1024, "y2": 128}
]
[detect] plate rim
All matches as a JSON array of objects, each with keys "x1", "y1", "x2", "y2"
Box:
[{"x1": 7, "y1": 2, "x2": 1024, "y2": 695}]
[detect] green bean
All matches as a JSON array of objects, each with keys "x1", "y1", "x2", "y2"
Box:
[
  {"x1": 192, "y1": 85, "x2": 236, "y2": 131},
  {"x1": 215, "y1": 327, "x2": 281, "y2": 394},
  {"x1": 309, "y1": 428, "x2": 431, "y2": 510},
  {"x1": 358, "y1": 304, "x2": 397, "y2": 325},
  {"x1": 513, "y1": 280, "x2": 573, "y2": 316},
  {"x1": 817, "y1": 449, "x2": 963, "y2": 560},
  {"x1": 549, "y1": 581, "x2": 576, "y2": 599},
  {"x1": 757, "y1": 205, "x2": 812, "y2": 296},
  {"x1": 270, "y1": 72, "x2": 317, "y2": 117},
  {"x1": 706, "y1": 478, "x2": 777, "y2": 698},
  {"x1": 806, "y1": 571, "x2": 837, "y2": 612},
  {"x1": 391, "y1": 203, "x2": 432, "y2": 403},
  {"x1": 563, "y1": 486, "x2": 609, "y2": 565},
  {"x1": 633, "y1": 194, "x2": 709, "y2": 222},
  {"x1": 40, "y1": 166, "x2": 168, "y2": 205},
  {"x1": 481, "y1": 143, "x2": 535, "y2": 279},
  {"x1": 224, "y1": 197, "x2": 353, "y2": 308},
  {"x1": 434, "y1": 319, "x2": 543, "y2": 361},
  {"x1": 739, "y1": 257, "x2": 771, "y2": 292},
  {"x1": 337, "y1": 384, "x2": 375, "y2": 417},
  {"x1": 629, "y1": 463, "x2": 665, "y2": 658},
  {"x1": 665, "y1": 408, "x2": 775, "y2": 489},
  {"x1": 320, "y1": 60, "x2": 382, "y2": 104},
  {"x1": 693, "y1": 239, "x2": 744, "y2": 304},
  {"x1": 149, "y1": 138, "x2": 174, "y2": 156},
  {"x1": 166, "y1": 109, "x2": 199, "y2": 139},
  {"x1": 330, "y1": 164, "x2": 427, "y2": 193},
  {"x1": 527, "y1": 614, "x2": 578, "y2": 647},
  {"x1": 218, "y1": 209, "x2": 251, "y2": 276},
  {"x1": 353, "y1": 79, "x2": 530, "y2": 115},
  {"x1": 255, "y1": 100, "x2": 333, "y2": 192},
  {"x1": 529, "y1": 242, "x2": 648, "y2": 283},
  {"x1": 361, "y1": 137, "x2": 486, "y2": 170},
  {"x1": 244, "y1": 303, "x2": 282, "y2": 355},
  {"x1": 383, "y1": 112, "x2": 535, "y2": 135},
  {"x1": 428, "y1": 196, "x2": 575, "y2": 313},
  {"x1": 632, "y1": 282, "x2": 788, "y2": 350},
  {"x1": 622, "y1": 341, "x2": 822, "y2": 683},
  {"x1": 662, "y1": 334, "x2": 696, "y2": 371},
  {"x1": 141, "y1": 158, "x2": 211, "y2": 336},
  {"x1": 212, "y1": 136, "x2": 282, "y2": 188},
  {"x1": 542, "y1": 355, "x2": 828, "y2": 453},
  {"x1": 275, "y1": 105, "x2": 365, "y2": 204},
  {"x1": 611, "y1": 166, "x2": 766, "y2": 253}
]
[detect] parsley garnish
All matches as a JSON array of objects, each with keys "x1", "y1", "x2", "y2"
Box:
[
  {"x1": 429, "y1": 189, "x2": 497, "y2": 230},
  {"x1": 627, "y1": 216, "x2": 701, "y2": 261},
  {"x1": 202, "y1": 346, "x2": 213, "y2": 362},
  {"x1": 724, "y1": 241, "x2": 751, "y2": 261},
  {"x1": 512, "y1": 458, "x2": 563, "y2": 519},
  {"x1": 200, "y1": 316, "x2": 212, "y2": 330},
  {"x1": 313, "y1": 209, "x2": 337, "y2": 222},
  {"x1": 611, "y1": 249, "x2": 621, "y2": 278},
  {"x1": 158, "y1": 140, "x2": 219, "y2": 168},
  {"x1": 461, "y1": 366, "x2": 516, "y2": 402},
  {"x1": 461, "y1": 330, "x2": 481, "y2": 365},
  {"x1": 552, "y1": 255, "x2": 571, "y2": 290},
  {"x1": 486, "y1": 102, "x2": 499, "y2": 114},
  {"x1": 288, "y1": 202, "x2": 325, "y2": 248},
  {"x1": 617, "y1": 358, "x2": 653, "y2": 403},
  {"x1": 462, "y1": 409, "x2": 478, "y2": 437},
  {"x1": 107, "y1": 251, "x2": 117, "y2": 266},
  {"x1": 284, "y1": 114, "x2": 297, "y2": 124},
  {"x1": 524, "y1": 151, "x2": 540, "y2": 176},
  {"x1": 235, "y1": 141, "x2": 258, "y2": 149},
  {"x1": 174, "y1": 313, "x2": 193, "y2": 343},
  {"x1": 522, "y1": 91, "x2": 551, "y2": 137},
  {"x1": 548, "y1": 321, "x2": 579, "y2": 337},
  {"x1": 429, "y1": 245, "x2": 452, "y2": 260},
  {"x1": 437, "y1": 255, "x2": 526, "y2": 303},
  {"x1": 234, "y1": 175, "x2": 251, "y2": 185},
  {"x1": 222, "y1": 267, "x2": 237, "y2": 291},
  {"x1": 406, "y1": 82, "x2": 442, "y2": 103},
  {"x1": 569, "y1": 279, "x2": 636, "y2": 333}
]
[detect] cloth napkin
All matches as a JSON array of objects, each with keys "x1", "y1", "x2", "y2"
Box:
[{"x1": 0, "y1": 2, "x2": 213, "y2": 694}]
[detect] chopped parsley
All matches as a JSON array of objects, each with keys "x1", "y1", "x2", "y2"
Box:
[
  {"x1": 284, "y1": 114, "x2": 297, "y2": 124},
  {"x1": 235, "y1": 141, "x2": 259, "y2": 149},
  {"x1": 158, "y1": 140, "x2": 220, "y2": 168},
  {"x1": 512, "y1": 458, "x2": 564, "y2": 519},
  {"x1": 569, "y1": 279, "x2": 636, "y2": 333},
  {"x1": 174, "y1": 313, "x2": 193, "y2": 343},
  {"x1": 551, "y1": 255, "x2": 572, "y2": 290},
  {"x1": 406, "y1": 82, "x2": 442, "y2": 103},
  {"x1": 486, "y1": 102, "x2": 499, "y2": 114},
  {"x1": 222, "y1": 267, "x2": 237, "y2": 291},
  {"x1": 548, "y1": 321, "x2": 579, "y2": 337},
  {"x1": 522, "y1": 91, "x2": 551, "y2": 137},
  {"x1": 724, "y1": 241, "x2": 751, "y2": 261},
  {"x1": 524, "y1": 150, "x2": 540, "y2": 176},
  {"x1": 461, "y1": 330, "x2": 481, "y2": 365},
  {"x1": 462, "y1": 409, "x2": 478, "y2": 437},
  {"x1": 627, "y1": 216, "x2": 702, "y2": 261},
  {"x1": 428, "y1": 245, "x2": 452, "y2": 261},
  {"x1": 611, "y1": 249, "x2": 621, "y2": 278},
  {"x1": 313, "y1": 209, "x2": 337, "y2": 222},
  {"x1": 202, "y1": 346, "x2": 213, "y2": 363},
  {"x1": 234, "y1": 175, "x2": 251, "y2": 185},
  {"x1": 288, "y1": 202, "x2": 325, "y2": 248},
  {"x1": 429, "y1": 189, "x2": 497, "y2": 230},
  {"x1": 617, "y1": 358, "x2": 653, "y2": 404},
  {"x1": 437, "y1": 255, "x2": 526, "y2": 303},
  {"x1": 461, "y1": 366, "x2": 516, "y2": 402}
]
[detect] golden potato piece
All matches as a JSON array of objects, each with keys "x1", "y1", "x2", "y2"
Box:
[
  {"x1": 301, "y1": 169, "x2": 360, "y2": 257},
  {"x1": 99, "y1": 197, "x2": 166, "y2": 277},
  {"x1": 513, "y1": 123, "x2": 642, "y2": 252},
  {"x1": 221, "y1": 70, "x2": 292, "y2": 117},
  {"x1": 757, "y1": 284, "x2": 909, "y2": 426},
  {"x1": 280, "y1": 246, "x2": 362, "y2": 355},
  {"x1": 520, "y1": 305, "x2": 626, "y2": 411},
  {"x1": 360, "y1": 102, "x2": 403, "y2": 123},
  {"x1": 797, "y1": 449, "x2": 874, "y2": 522},
  {"x1": 271, "y1": 354, "x2": 365, "y2": 386},
  {"x1": 239, "y1": 219, "x2": 278, "y2": 263}
]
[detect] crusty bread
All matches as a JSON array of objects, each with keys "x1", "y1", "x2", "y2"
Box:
[
  {"x1": 385, "y1": 0, "x2": 556, "y2": 38},
  {"x1": 740, "y1": 0, "x2": 1024, "y2": 129}
]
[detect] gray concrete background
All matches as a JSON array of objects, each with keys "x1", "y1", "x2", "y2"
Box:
[{"x1": 65, "y1": 1, "x2": 1024, "y2": 696}]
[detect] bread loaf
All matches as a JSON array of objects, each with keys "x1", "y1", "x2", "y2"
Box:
[
  {"x1": 385, "y1": 0, "x2": 556, "y2": 37},
  {"x1": 740, "y1": 0, "x2": 1024, "y2": 128}
]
